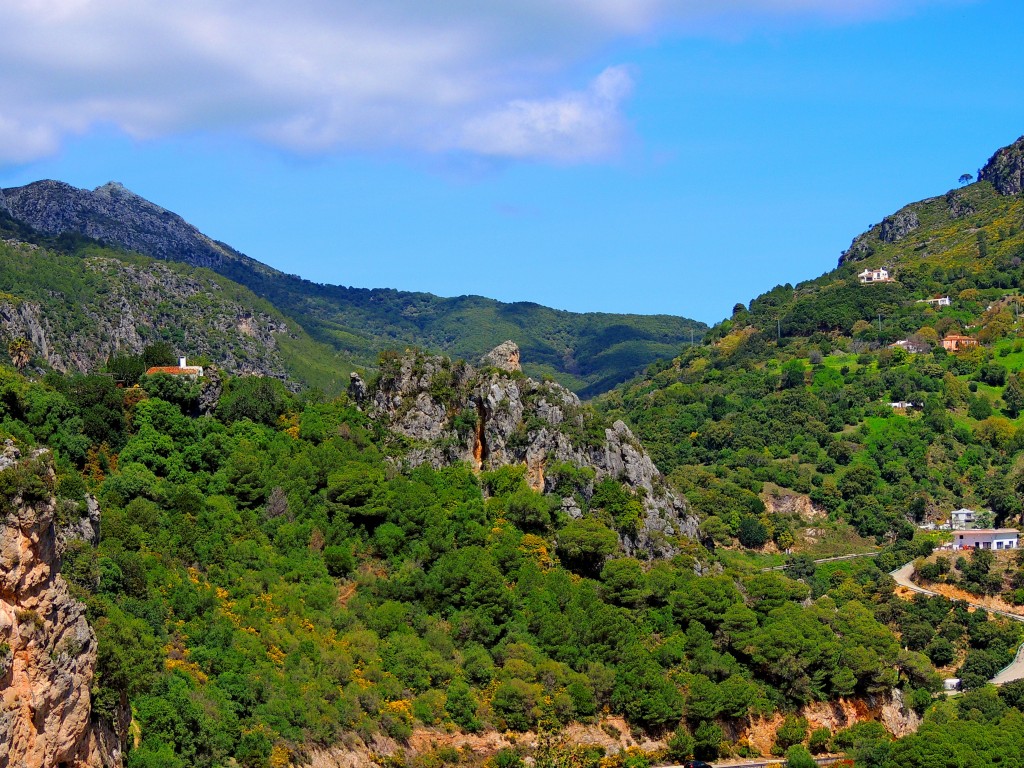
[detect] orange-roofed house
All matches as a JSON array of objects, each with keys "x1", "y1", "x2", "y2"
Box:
[
  {"x1": 146, "y1": 356, "x2": 204, "y2": 378},
  {"x1": 941, "y1": 334, "x2": 978, "y2": 352}
]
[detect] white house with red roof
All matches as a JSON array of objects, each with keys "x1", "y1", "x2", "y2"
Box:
[{"x1": 145, "y1": 356, "x2": 204, "y2": 378}]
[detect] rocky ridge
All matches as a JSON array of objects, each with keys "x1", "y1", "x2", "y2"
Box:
[
  {"x1": 0, "y1": 441, "x2": 120, "y2": 768},
  {"x1": 360, "y1": 343, "x2": 698, "y2": 557},
  {"x1": 979, "y1": 135, "x2": 1024, "y2": 196},
  {"x1": 2, "y1": 180, "x2": 251, "y2": 272}
]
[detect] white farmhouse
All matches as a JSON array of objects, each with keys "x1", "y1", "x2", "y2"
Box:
[
  {"x1": 951, "y1": 529, "x2": 1019, "y2": 551},
  {"x1": 858, "y1": 268, "x2": 891, "y2": 283}
]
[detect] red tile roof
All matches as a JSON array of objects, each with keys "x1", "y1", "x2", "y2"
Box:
[{"x1": 145, "y1": 366, "x2": 202, "y2": 376}]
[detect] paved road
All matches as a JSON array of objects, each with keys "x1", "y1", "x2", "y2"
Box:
[{"x1": 890, "y1": 562, "x2": 1024, "y2": 685}]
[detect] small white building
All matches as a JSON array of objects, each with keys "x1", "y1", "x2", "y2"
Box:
[
  {"x1": 950, "y1": 508, "x2": 977, "y2": 530},
  {"x1": 858, "y1": 267, "x2": 891, "y2": 283},
  {"x1": 943, "y1": 678, "x2": 962, "y2": 692},
  {"x1": 951, "y1": 528, "x2": 1019, "y2": 551},
  {"x1": 916, "y1": 296, "x2": 951, "y2": 307}
]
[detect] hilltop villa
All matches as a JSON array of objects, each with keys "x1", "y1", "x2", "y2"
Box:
[
  {"x1": 858, "y1": 268, "x2": 892, "y2": 283},
  {"x1": 941, "y1": 334, "x2": 978, "y2": 352},
  {"x1": 146, "y1": 356, "x2": 204, "y2": 378},
  {"x1": 950, "y1": 529, "x2": 1019, "y2": 551}
]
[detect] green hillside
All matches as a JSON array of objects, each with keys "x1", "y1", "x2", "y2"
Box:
[
  {"x1": 0, "y1": 212, "x2": 352, "y2": 392},
  {"x1": 602, "y1": 142, "x2": 1024, "y2": 550}
]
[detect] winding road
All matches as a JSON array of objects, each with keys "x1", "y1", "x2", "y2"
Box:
[{"x1": 890, "y1": 562, "x2": 1024, "y2": 685}]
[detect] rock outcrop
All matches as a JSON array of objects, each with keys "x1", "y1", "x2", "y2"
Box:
[
  {"x1": 370, "y1": 344, "x2": 697, "y2": 557},
  {"x1": 879, "y1": 209, "x2": 920, "y2": 243},
  {"x1": 979, "y1": 135, "x2": 1024, "y2": 196},
  {"x1": 480, "y1": 340, "x2": 521, "y2": 373},
  {"x1": 0, "y1": 442, "x2": 120, "y2": 767},
  {"x1": 0, "y1": 188, "x2": 10, "y2": 217}
]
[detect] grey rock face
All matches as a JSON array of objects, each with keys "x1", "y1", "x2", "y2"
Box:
[
  {"x1": 348, "y1": 372, "x2": 368, "y2": 403},
  {"x1": 0, "y1": 187, "x2": 10, "y2": 216},
  {"x1": 2, "y1": 180, "x2": 237, "y2": 269},
  {"x1": 945, "y1": 189, "x2": 976, "y2": 218},
  {"x1": 370, "y1": 349, "x2": 697, "y2": 558},
  {"x1": 481, "y1": 341, "x2": 522, "y2": 373},
  {"x1": 879, "y1": 210, "x2": 920, "y2": 243},
  {"x1": 979, "y1": 136, "x2": 1024, "y2": 196},
  {"x1": 838, "y1": 233, "x2": 873, "y2": 266}
]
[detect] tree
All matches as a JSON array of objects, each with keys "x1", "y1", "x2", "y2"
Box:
[
  {"x1": 738, "y1": 516, "x2": 769, "y2": 548},
  {"x1": 785, "y1": 745, "x2": 817, "y2": 768},
  {"x1": 1005, "y1": 373, "x2": 1024, "y2": 417},
  {"x1": 7, "y1": 337, "x2": 32, "y2": 370},
  {"x1": 959, "y1": 173, "x2": 974, "y2": 185}
]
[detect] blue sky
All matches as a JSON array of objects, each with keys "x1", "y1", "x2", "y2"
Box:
[{"x1": 1, "y1": 0, "x2": 1022, "y2": 324}]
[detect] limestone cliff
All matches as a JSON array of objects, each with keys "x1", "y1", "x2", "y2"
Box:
[
  {"x1": 363, "y1": 343, "x2": 697, "y2": 557},
  {"x1": 979, "y1": 135, "x2": 1024, "y2": 196},
  {"x1": 0, "y1": 442, "x2": 120, "y2": 768}
]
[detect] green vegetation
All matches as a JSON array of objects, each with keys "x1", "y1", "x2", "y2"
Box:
[{"x1": 0, "y1": 359, "x2": 960, "y2": 767}]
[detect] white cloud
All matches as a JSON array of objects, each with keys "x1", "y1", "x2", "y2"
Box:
[
  {"x1": 0, "y1": 0, "x2": 960, "y2": 165},
  {"x1": 460, "y1": 67, "x2": 634, "y2": 162}
]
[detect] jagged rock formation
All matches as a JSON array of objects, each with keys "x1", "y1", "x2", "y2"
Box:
[
  {"x1": 879, "y1": 209, "x2": 920, "y2": 243},
  {"x1": 0, "y1": 442, "x2": 121, "y2": 768},
  {"x1": 979, "y1": 135, "x2": 1024, "y2": 196},
  {"x1": 0, "y1": 188, "x2": 10, "y2": 217},
  {"x1": 945, "y1": 188, "x2": 976, "y2": 218},
  {"x1": 480, "y1": 340, "x2": 521, "y2": 373},
  {"x1": 370, "y1": 344, "x2": 697, "y2": 557}
]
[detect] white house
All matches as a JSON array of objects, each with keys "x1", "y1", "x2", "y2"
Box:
[
  {"x1": 858, "y1": 268, "x2": 891, "y2": 283},
  {"x1": 916, "y1": 296, "x2": 951, "y2": 307},
  {"x1": 950, "y1": 529, "x2": 1019, "y2": 551},
  {"x1": 950, "y1": 508, "x2": 977, "y2": 530}
]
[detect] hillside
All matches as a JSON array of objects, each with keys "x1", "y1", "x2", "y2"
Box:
[
  {"x1": 0, "y1": 180, "x2": 706, "y2": 396},
  {"x1": 0, "y1": 221, "x2": 352, "y2": 392},
  {"x1": 603, "y1": 135, "x2": 1024, "y2": 548}
]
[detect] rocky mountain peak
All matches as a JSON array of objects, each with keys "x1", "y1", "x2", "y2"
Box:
[
  {"x1": 979, "y1": 135, "x2": 1024, "y2": 196},
  {"x1": 481, "y1": 340, "x2": 521, "y2": 373},
  {"x1": 0, "y1": 186, "x2": 10, "y2": 216},
  {"x1": 1, "y1": 179, "x2": 237, "y2": 270}
]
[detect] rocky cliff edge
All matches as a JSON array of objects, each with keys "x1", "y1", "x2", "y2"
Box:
[
  {"x1": 0, "y1": 442, "x2": 120, "y2": 768},
  {"x1": 358, "y1": 343, "x2": 697, "y2": 557}
]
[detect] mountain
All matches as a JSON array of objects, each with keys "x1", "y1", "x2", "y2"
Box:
[{"x1": 1, "y1": 180, "x2": 707, "y2": 396}]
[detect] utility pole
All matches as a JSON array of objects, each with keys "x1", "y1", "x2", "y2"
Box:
[
  {"x1": 777, "y1": 318, "x2": 781, "y2": 341},
  {"x1": 878, "y1": 313, "x2": 882, "y2": 334}
]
